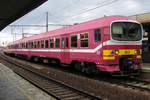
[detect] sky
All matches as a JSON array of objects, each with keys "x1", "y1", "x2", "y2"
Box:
[{"x1": 0, "y1": 0, "x2": 150, "y2": 46}]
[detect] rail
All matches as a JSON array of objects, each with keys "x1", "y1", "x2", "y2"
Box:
[{"x1": 0, "y1": 53, "x2": 101, "y2": 100}]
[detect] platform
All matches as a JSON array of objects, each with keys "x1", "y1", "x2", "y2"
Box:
[
  {"x1": 0, "y1": 63, "x2": 55, "y2": 100},
  {"x1": 142, "y1": 63, "x2": 150, "y2": 73}
]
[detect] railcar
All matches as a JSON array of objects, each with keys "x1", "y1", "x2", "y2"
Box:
[{"x1": 4, "y1": 16, "x2": 143, "y2": 75}]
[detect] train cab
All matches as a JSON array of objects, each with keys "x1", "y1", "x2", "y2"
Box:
[{"x1": 98, "y1": 20, "x2": 143, "y2": 75}]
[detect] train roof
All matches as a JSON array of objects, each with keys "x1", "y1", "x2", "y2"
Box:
[{"x1": 11, "y1": 16, "x2": 130, "y2": 45}]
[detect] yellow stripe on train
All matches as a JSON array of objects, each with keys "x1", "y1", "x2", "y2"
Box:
[
  {"x1": 103, "y1": 56, "x2": 115, "y2": 60},
  {"x1": 103, "y1": 49, "x2": 137, "y2": 56},
  {"x1": 118, "y1": 49, "x2": 135, "y2": 55},
  {"x1": 103, "y1": 50, "x2": 113, "y2": 56}
]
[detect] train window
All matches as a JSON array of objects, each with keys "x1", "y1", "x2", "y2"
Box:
[
  {"x1": 34, "y1": 42, "x2": 36, "y2": 48},
  {"x1": 31, "y1": 42, "x2": 34, "y2": 48},
  {"x1": 25, "y1": 43, "x2": 27, "y2": 48},
  {"x1": 28, "y1": 42, "x2": 30, "y2": 48},
  {"x1": 22, "y1": 43, "x2": 23, "y2": 48},
  {"x1": 37, "y1": 41, "x2": 40, "y2": 48},
  {"x1": 23, "y1": 43, "x2": 26, "y2": 48},
  {"x1": 33, "y1": 42, "x2": 35, "y2": 48},
  {"x1": 55, "y1": 38, "x2": 60, "y2": 48},
  {"x1": 62, "y1": 38, "x2": 65, "y2": 48},
  {"x1": 32, "y1": 42, "x2": 34, "y2": 48},
  {"x1": 71, "y1": 35, "x2": 77, "y2": 48},
  {"x1": 35, "y1": 42, "x2": 37, "y2": 48},
  {"x1": 62, "y1": 37, "x2": 68, "y2": 48},
  {"x1": 24, "y1": 43, "x2": 26, "y2": 48},
  {"x1": 65, "y1": 37, "x2": 68, "y2": 48},
  {"x1": 23, "y1": 43, "x2": 25, "y2": 48},
  {"x1": 28, "y1": 43, "x2": 30, "y2": 48},
  {"x1": 14, "y1": 44, "x2": 16, "y2": 49},
  {"x1": 26, "y1": 43, "x2": 28, "y2": 48},
  {"x1": 41, "y1": 40, "x2": 44, "y2": 48},
  {"x1": 32, "y1": 42, "x2": 33, "y2": 48},
  {"x1": 94, "y1": 29, "x2": 101, "y2": 42},
  {"x1": 20, "y1": 43, "x2": 22, "y2": 48},
  {"x1": 80, "y1": 33, "x2": 88, "y2": 47},
  {"x1": 45, "y1": 40, "x2": 49, "y2": 48},
  {"x1": 16, "y1": 44, "x2": 18, "y2": 49},
  {"x1": 29, "y1": 42, "x2": 31, "y2": 48},
  {"x1": 50, "y1": 39, "x2": 54, "y2": 48},
  {"x1": 26, "y1": 43, "x2": 27, "y2": 48}
]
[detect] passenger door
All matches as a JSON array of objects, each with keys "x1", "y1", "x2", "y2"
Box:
[{"x1": 61, "y1": 35, "x2": 70, "y2": 64}]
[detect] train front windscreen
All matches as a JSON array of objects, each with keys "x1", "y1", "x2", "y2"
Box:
[{"x1": 111, "y1": 22, "x2": 142, "y2": 41}]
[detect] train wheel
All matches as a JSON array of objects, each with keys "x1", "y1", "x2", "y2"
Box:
[
  {"x1": 85, "y1": 67, "x2": 92, "y2": 74},
  {"x1": 25, "y1": 57, "x2": 31, "y2": 61},
  {"x1": 74, "y1": 62, "x2": 82, "y2": 71},
  {"x1": 74, "y1": 62, "x2": 96, "y2": 74},
  {"x1": 85, "y1": 63, "x2": 96, "y2": 74},
  {"x1": 43, "y1": 59, "x2": 49, "y2": 63},
  {"x1": 34, "y1": 57, "x2": 39, "y2": 62}
]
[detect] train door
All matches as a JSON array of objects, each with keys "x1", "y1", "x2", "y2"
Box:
[{"x1": 61, "y1": 35, "x2": 70, "y2": 64}]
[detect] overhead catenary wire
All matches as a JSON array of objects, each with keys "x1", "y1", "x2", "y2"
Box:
[
  {"x1": 9, "y1": 24, "x2": 72, "y2": 27},
  {"x1": 77, "y1": 0, "x2": 118, "y2": 15},
  {"x1": 9, "y1": 0, "x2": 120, "y2": 41},
  {"x1": 48, "y1": 0, "x2": 81, "y2": 18},
  {"x1": 48, "y1": 0, "x2": 110, "y2": 22},
  {"x1": 67, "y1": 0, "x2": 119, "y2": 19},
  {"x1": 48, "y1": 0, "x2": 119, "y2": 23},
  {"x1": 9, "y1": 23, "x2": 72, "y2": 40},
  {"x1": 10, "y1": 0, "x2": 119, "y2": 29}
]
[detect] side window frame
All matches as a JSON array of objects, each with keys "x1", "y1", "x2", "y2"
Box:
[
  {"x1": 65, "y1": 37, "x2": 69, "y2": 48},
  {"x1": 80, "y1": 32, "x2": 89, "y2": 48},
  {"x1": 41, "y1": 40, "x2": 44, "y2": 48},
  {"x1": 55, "y1": 38, "x2": 60, "y2": 48},
  {"x1": 71, "y1": 35, "x2": 78, "y2": 48},
  {"x1": 94, "y1": 28, "x2": 101, "y2": 42},
  {"x1": 62, "y1": 37, "x2": 69, "y2": 48},
  {"x1": 45, "y1": 39, "x2": 49, "y2": 48},
  {"x1": 50, "y1": 38, "x2": 54, "y2": 48}
]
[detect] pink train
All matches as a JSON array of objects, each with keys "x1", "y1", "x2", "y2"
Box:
[{"x1": 4, "y1": 16, "x2": 143, "y2": 75}]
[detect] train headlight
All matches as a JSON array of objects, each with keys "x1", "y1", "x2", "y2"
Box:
[
  {"x1": 137, "y1": 55, "x2": 142, "y2": 59},
  {"x1": 115, "y1": 50, "x2": 119, "y2": 55},
  {"x1": 134, "y1": 50, "x2": 137, "y2": 54}
]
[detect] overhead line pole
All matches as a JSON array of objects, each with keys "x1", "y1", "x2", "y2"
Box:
[{"x1": 46, "y1": 12, "x2": 48, "y2": 32}]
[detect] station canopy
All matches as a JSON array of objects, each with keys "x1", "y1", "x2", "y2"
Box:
[
  {"x1": 130, "y1": 12, "x2": 150, "y2": 23},
  {"x1": 0, "y1": 0, "x2": 47, "y2": 31}
]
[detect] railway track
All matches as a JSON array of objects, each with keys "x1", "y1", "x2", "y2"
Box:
[
  {"x1": 118, "y1": 78, "x2": 150, "y2": 91},
  {"x1": 0, "y1": 53, "x2": 150, "y2": 100},
  {"x1": 100, "y1": 77, "x2": 150, "y2": 92},
  {"x1": 0, "y1": 54, "x2": 101, "y2": 100},
  {"x1": 93, "y1": 72, "x2": 150, "y2": 92}
]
